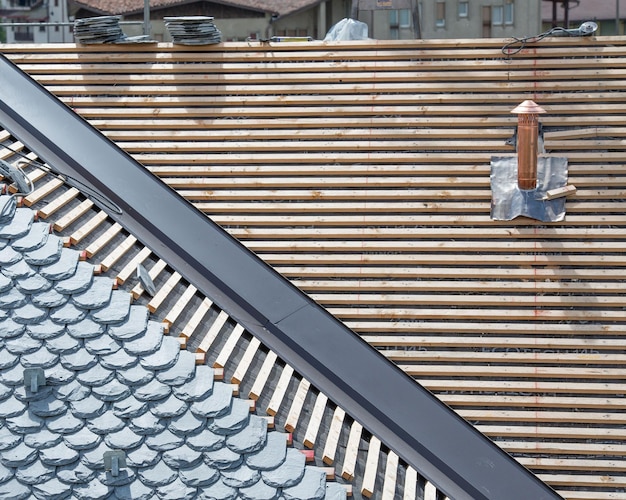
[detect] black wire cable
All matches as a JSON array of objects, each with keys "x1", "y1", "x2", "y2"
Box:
[{"x1": 502, "y1": 26, "x2": 582, "y2": 56}]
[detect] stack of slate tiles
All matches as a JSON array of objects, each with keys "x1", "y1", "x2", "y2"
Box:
[{"x1": 0, "y1": 193, "x2": 346, "y2": 499}]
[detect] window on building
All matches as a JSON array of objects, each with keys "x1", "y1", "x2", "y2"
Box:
[
  {"x1": 436, "y1": 1, "x2": 446, "y2": 27},
  {"x1": 492, "y1": 5, "x2": 503, "y2": 26},
  {"x1": 458, "y1": 1, "x2": 469, "y2": 18},
  {"x1": 390, "y1": 9, "x2": 411, "y2": 29},
  {"x1": 504, "y1": 0, "x2": 514, "y2": 25}
]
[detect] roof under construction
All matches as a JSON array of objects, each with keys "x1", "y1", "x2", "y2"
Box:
[{"x1": 1, "y1": 33, "x2": 626, "y2": 500}]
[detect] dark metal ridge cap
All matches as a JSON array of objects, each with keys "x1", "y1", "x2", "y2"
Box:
[{"x1": 0, "y1": 52, "x2": 562, "y2": 500}]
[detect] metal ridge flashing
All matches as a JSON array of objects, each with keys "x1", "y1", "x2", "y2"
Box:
[{"x1": 0, "y1": 52, "x2": 562, "y2": 500}]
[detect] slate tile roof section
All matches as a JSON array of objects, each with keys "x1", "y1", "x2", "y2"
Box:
[{"x1": 0, "y1": 193, "x2": 344, "y2": 500}]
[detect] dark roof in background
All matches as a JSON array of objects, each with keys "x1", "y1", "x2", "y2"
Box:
[{"x1": 71, "y1": 0, "x2": 321, "y2": 17}]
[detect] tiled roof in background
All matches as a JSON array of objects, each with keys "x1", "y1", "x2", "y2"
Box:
[
  {"x1": 0, "y1": 192, "x2": 345, "y2": 499},
  {"x1": 72, "y1": 0, "x2": 321, "y2": 16}
]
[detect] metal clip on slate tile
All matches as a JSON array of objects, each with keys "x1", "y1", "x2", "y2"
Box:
[
  {"x1": 104, "y1": 450, "x2": 127, "y2": 477},
  {"x1": 23, "y1": 367, "x2": 45, "y2": 393}
]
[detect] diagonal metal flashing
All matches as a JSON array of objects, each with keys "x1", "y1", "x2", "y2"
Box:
[{"x1": 0, "y1": 53, "x2": 562, "y2": 500}]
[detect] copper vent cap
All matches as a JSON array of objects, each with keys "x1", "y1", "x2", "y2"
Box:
[{"x1": 511, "y1": 100, "x2": 546, "y2": 115}]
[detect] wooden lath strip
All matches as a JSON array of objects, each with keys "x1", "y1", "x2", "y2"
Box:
[
  {"x1": 322, "y1": 406, "x2": 346, "y2": 465},
  {"x1": 53, "y1": 199, "x2": 94, "y2": 232},
  {"x1": 180, "y1": 296, "x2": 213, "y2": 340},
  {"x1": 131, "y1": 258, "x2": 167, "y2": 300},
  {"x1": 22, "y1": 177, "x2": 63, "y2": 207},
  {"x1": 99, "y1": 234, "x2": 138, "y2": 271},
  {"x1": 116, "y1": 246, "x2": 151, "y2": 284},
  {"x1": 144, "y1": 271, "x2": 181, "y2": 314},
  {"x1": 37, "y1": 186, "x2": 80, "y2": 219},
  {"x1": 361, "y1": 436, "x2": 381, "y2": 498},
  {"x1": 213, "y1": 323, "x2": 245, "y2": 369},
  {"x1": 381, "y1": 451, "x2": 399, "y2": 500},
  {"x1": 341, "y1": 420, "x2": 363, "y2": 481},
  {"x1": 195, "y1": 309, "x2": 230, "y2": 356},
  {"x1": 84, "y1": 222, "x2": 123, "y2": 258},
  {"x1": 284, "y1": 378, "x2": 310, "y2": 434},
  {"x1": 248, "y1": 350, "x2": 277, "y2": 401},
  {"x1": 303, "y1": 392, "x2": 328, "y2": 449},
  {"x1": 266, "y1": 365, "x2": 294, "y2": 417},
  {"x1": 404, "y1": 467, "x2": 418, "y2": 500},
  {"x1": 231, "y1": 336, "x2": 260, "y2": 385}
]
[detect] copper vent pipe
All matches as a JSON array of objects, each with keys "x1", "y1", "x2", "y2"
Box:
[{"x1": 511, "y1": 100, "x2": 546, "y2": 190}]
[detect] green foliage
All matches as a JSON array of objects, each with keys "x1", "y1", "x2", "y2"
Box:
[{"x1": 0, "y1": 25, "x2": 5, "y2": 43}]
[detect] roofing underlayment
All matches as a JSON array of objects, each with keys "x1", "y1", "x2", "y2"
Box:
[{"x1": 1, "y1": 34, "x2": 626, "y2": 500}]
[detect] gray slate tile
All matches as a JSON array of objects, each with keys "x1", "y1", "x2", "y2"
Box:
[
  {"x1": 107, "y1": 305, "x2": 149, "y2": 341},
  {"x1": 15, "y1": 459, "x2": 55, "y2": 485},
  {"x1": 67, "y1": 316, "x2": 106, "y2": 339},
  {"x1": 23, "y1": 234, "x2": 62, "y2": 265},
  {"x1": 178, "y1": 460, "x2": 220, "y2": 487},
  {"x1": 16, "y1": 273, "x2": 52, "y2": 294},
  {"x1": 23, "y1": 428, "x2": 62, "y2": 449},
  {"x1": 0, "y1": 207, "x2": 33, "y2": 239},
  {"x1": 31, "y1": 286, "x2": 69, "y2": 308},
  {"x1": 139, "y1": 334, "x2": 179, "y2": 370},
  {"x1": 72, "y1": 276, "x2": 113, "y2": 310},
  {"x1": 52, "y1": 259, "x2": 92, "y2": 292},
  {"x1": 26, "y1": 318, "x2": 65, "y2": 340},
  {"x1": 262, "y1": 448, "x2": 306, "y2": 489},
  {"x1": 0, "y1": 478, "x2": 31, "y2": 499},
  {"x1": 90, "y1": 290, "x2": 130, "y2": 324},
  {"x1": 240, "y1": 478, "x2": 279, "y2": 500},
  {"x1": 137, "y1": 459, "x2": 178, "y2": 487},
  {"x1": 41, "y1": 247, "x2": 80, "y2": 281},
  {"x1": 11, "y1": 221, "x2": 49, "y2": 252},
  {"x1": 281, "y1": 466, "x2": 327, "y2": 500}
]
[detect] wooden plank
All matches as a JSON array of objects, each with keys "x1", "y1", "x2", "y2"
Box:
[
  {"x1": 116, "y1": 246, "x2": 151, "y2": 284},
  {"x1": 131, "y1": 258, "x2": 166, "y2": 299},
  {"x1": 213, "y1": 323, "x2": 245, "y2": 369},
  {"x1": 84, "y1": 222, "x2": 122, "y2": 259},
  {"x1": 403, "y1": 467, "x2": 418, "y2": 500},
  {"x1": 322, "y1": 406, "x2": 345, "y2": 466},
  {"x1": 439, "y1": 395, "x2": 626, "y2": 410},
  {"x1": 380, "y1": 451, "x2": 399, "y2": 500},
  {"x1": 383, "y1": 351, "x2": 626, "y2": 365},
  {"x1": 22, "y1": 177, "x2": 63, "y2": 206},
  {"x1": 196, "y1": 310, "x2": 229, "y2": 355},
  {"x1": 99, "y1": 234, "x2": 137, "y2": 271},
  {"x1": 53, "y1": 199, "x2": 94, "y2": 232},
  {"x1": 424, "y1": 481, "x2": 438, "y2": 500},
  {"x1": 147, "y1": 271, "x2": 181, "y2": 313},
  {"x1": 303, "y1": 392, "x2": 328, "y2": 449},
  {"x1": 361, "y1": 436, "x2": 381, "y2": 498},
  {"x1": 284, "y1": 378, "x2": 310, "y2": 433},
  {"x1": 231, "y1": 336, "x2": 260, "y2": 385},
  {"x1": 497, "y1": 441, "x2": 626, "y2": 457},
  {"x1": 405, "y1": 365, "x2": 624, "y2": 380},
  {"x1": 162, "y1": 283, "x2": 197, "y2": 329},
  {"x1": 341, "y1": 420, "x2": 363, "y2": 481},
  {"x1": 459, "y1": 410, "x2": 626, "y2": 425},
  {"x1": 37, "y1": 186, "x2": 80, "y2": 219},
  {"x1": 248, "y1": 351, "x2": 277, "y2": 401},
  {"x1": 478, "y1": 425, "x2": 626, "y2": 440},
  {"x1": 420, "y1": 380, "x2": 626, "y2": 395},
  {"x1": 180, "y1": 297, "x2": 213, "y2": 340},
  {"x1": 266, "y1": 365, "x2": 294, "y2": 417}
]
